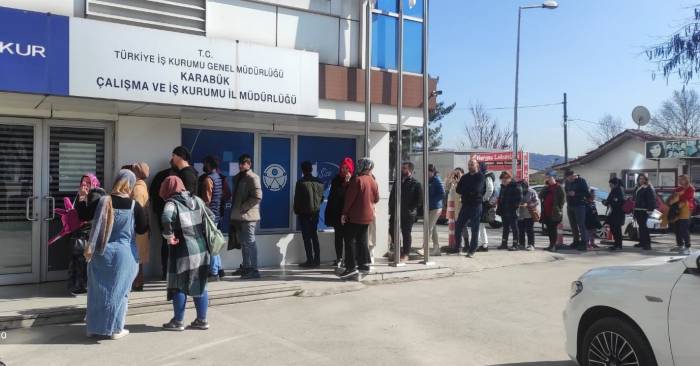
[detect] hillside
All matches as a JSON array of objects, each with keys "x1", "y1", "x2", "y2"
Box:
[{"x1": 528, "y1": 153, "x2": 564, "y2": 171}]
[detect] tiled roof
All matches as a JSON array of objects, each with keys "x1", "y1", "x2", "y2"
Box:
[{"x1": 553, "y1": 129, "x2": 665, "y2": 169}]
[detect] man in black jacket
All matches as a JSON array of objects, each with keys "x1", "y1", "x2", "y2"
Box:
[
  {"x1": 496, "y1": 171, "x2": 522, "y2": 250},
  {"x1": 294, "y1": 161, "x2": 325, "y2": 267},
  {"x1": 149, "y1": 161, "x2": 175, "y2": 280},
  {"x1": 564, "y1": 170, "x2": 591, "y2": 251},
  {"x1": 171, "y1": 146, "x2": 198, "y2": 195},
  {"x1": 454, "y1": 159, "x2": 484, "y2": 257},
  {"x1": 389, "y1": 161, "x2": 423, "y2": 261}
]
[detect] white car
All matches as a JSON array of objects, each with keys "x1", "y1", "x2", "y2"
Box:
[
  {"x1": 531, "y1": 185, "x2": 663, "y2": 240},
  {"x1": 563, "y1": 251, "x2": 700, "y2": 366}
]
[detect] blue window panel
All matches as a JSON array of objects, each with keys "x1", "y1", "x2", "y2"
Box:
[
  {"x1": 372, "y1": 14, "x2": 397, "y2": 70},
  {"x1": 297, "y1": 136, "x2": 356, "y2": 230},
  {"x1": 260, "y1": 137, "x2": 291, "y2": 230},
  {"x1": 376, "y1": 0, "x2": 398, "y2": 13},
  {"x1": 403, "y1": 0, "x2": 424, "y2": 18},
  {"x1": 403, "y1": 20, "x2": 423, "y2": 73},
  {"x1": 182, "y1": 128, "x2": 255, "y2": 233}
]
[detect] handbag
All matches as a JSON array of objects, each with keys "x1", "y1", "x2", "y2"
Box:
[
  {"x1": 227, "y1": 222, "x2": 241, "y2": 250},
  {"x1": 198, "y1": 198, "x2": 227, "y2": 256},
  {"x1": 528, "y1": 207, "x2": 540, "y2": 223},
  {"x1": 49, "y1": 197, "x2": 85, "y2": 245}
]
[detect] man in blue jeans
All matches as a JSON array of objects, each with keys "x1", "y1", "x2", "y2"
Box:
[
  {"x1": 230, "y1": 154, "x2": 263, "y2": 279},
  {"x1": 564, "y1": 170, "x2": 591, "y2": 251},
  {"x1": 294, "y1": 161, "x2": 325, "y2": 267},
  {"x1": 454, "y1": 159, "x2": 484, "y2": 258}
]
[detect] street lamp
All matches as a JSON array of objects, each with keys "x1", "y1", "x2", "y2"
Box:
[{"x1": 511, "y1": 0, "x2": 558, "y2": 179}]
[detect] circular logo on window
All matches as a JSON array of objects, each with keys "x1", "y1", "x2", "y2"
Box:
[{"x1": 263, "y1": 164, "x2": 287, "y2": 192}]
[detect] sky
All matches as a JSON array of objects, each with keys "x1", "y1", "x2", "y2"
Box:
[{"x1": 429, "y1": 0, "x2": 694, "y2": 158}]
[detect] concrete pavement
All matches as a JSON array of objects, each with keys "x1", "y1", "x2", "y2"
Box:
[{"x1": 0, "y1": 248, "x2": 659, "y2": 366}]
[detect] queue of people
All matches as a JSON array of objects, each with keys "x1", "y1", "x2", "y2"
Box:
[{"x1": 62, "y1": 146, "x2": 696, "y2": 339}]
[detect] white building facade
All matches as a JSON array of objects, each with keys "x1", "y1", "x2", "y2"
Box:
[
  {"x1": 0, "y1": 0, "x2": 436, "y2": 284},
  {"x1": 555, "y1": 130, "x2": 699, "y2": 192}
]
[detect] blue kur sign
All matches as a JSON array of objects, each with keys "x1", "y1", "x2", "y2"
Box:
[{"x1": 0, "y1": 6, "x2": 69, "y2": 96}]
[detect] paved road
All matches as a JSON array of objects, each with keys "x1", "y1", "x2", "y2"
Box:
[{"x1": 0, "y1": 247, "x2": 663, "y2": 366}]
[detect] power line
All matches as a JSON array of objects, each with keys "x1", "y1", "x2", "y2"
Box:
[{"x1": 454, "y1": 102, "x2": 563, "y2": 111}]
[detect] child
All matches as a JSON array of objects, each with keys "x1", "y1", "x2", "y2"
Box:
[{"x1": 585, "y1": 189, "x2": 602, "y2": 249}]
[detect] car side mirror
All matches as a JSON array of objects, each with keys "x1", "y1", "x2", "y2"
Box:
[{"x1": 683, "y1": 252, "x2": 700, "y2": 270}]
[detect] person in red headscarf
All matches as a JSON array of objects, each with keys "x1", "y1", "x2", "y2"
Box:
[{"x1": 324, "y1": 157, "x2": 355, "y2": 267}]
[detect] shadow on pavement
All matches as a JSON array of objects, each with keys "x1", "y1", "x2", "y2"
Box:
[
  {"x1": 3, "y1": 323, "x2": 163, "y2": 345},
  {"x1": 488, "y1": 361, "x2": 576, "y2": 366}
]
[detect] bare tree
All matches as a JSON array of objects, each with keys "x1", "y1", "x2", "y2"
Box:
[
  {"x1": 462, "y1": 102, "x2": 513, "y2": 149},
  {"x1": 587, "y1": 114, "x2": 624, "y2": 145},
  {"x1": 650, "y1": 89, "x2": 700, "y2": 137}
]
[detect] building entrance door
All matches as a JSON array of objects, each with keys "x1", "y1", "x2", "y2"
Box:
[{"x1": 0, "y1": 118, "x2": 113, "y2": 285}]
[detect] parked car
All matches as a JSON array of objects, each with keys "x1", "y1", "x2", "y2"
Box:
[{"x1": 564, "y1": 251, "x2": 700, "y2": 366}]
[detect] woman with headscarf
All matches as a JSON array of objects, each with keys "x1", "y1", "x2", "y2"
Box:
[
  {"x1": 129, "y1": 162, "x2": 150, "y2": 291},
  {"x1": 68, "y1": 173, "x2": 105, "y2": 295},
  {"x1": 339, "y1": 158, "x2": 379, "y2": 279},
  {"x1": 325, "y1": 157, "x2": 355, "y2": 267},
  {"x1": 160, "y1": 176, "x2": 211, "y2": 331},
  {"x1": 81, "y1": 169, "x2": 148, "y2": 339}
]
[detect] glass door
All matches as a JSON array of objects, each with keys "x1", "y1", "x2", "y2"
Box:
[
  {"x1": 0, "y1": 119, "x2": 42, "y2": 285},
  {"x1": 42, "y1": 121, "x2": 113, "y2": 281}
]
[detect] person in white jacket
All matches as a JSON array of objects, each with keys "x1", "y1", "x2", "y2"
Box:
[{"x1": 477, "y1": 162, "x2": 495, "y2": 252}]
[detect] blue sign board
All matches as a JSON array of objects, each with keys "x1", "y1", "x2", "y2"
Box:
[
  {"x1": 260, "y1": 137, "x2": 291, "y2": 230},
  {"x1": 297, "y1": 136, "x2": 356, "y2": 230},
  {"x1": 182, "y1": 128, "x2": 255, "y2": 233},
  {"x1": 0, "y1": 7, "x2": 69, "y2": 95}
]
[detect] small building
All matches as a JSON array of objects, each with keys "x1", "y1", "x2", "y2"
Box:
[{"x1": 553, "y1": 129, "x2": 700, "y2": 191}]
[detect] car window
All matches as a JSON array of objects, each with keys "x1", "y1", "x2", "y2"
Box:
[{"x1": 593, "y1": 189, "x2": 608, "y2": 201}]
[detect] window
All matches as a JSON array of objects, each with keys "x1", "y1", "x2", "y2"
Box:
[
  {"x1": 371, "y1": 0, "x2": 424, "y2": 74},
  {"x1": 376, "y1": 0, "x2": 424, "y2": 18},
  {"x1": 297, "y1": 136, "x2": 356, "y2": 230},
  {"x1": 182, "y1": 128, "x2": 255, "y2": 233}
]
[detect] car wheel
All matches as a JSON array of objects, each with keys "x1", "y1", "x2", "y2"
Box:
[
  {"x1": 596, "y1": 227, "x2": 607, "y2": 239},
  {"x1": 488, "y1": 220, "x2": 502, "y2": 229},
  {"x1": 581, "y1": 317, "x2": 656, "y2": 366}
]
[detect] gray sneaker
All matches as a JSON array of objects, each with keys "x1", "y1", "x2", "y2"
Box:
[
  {"x1": 526, "y1": 245, "x2": 535, "y2": 251},
  {"x1": 680, "y1": 248, "x2": 691, "y2": 256},
  {"x1": 162, "y1": 319, "x2": 185, "y2": 331},
  {"x1": 189, "y1": 318, "x2": 209, "y2": 330}
]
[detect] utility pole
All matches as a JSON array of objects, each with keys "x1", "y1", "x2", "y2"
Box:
[{"x1": 563, "y1": 92, "x2": 568, "y2": 164}]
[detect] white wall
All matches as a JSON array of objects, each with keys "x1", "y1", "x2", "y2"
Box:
[
  {"x1": 570, "y1": 138, "x2": 683, "y2": 190},
  {"x1": 207, "y1": 0, "x2": 361, "y2": 67},
  {"x1": 277, "y1": 7, "x2": 340, "y2": 65},
  {"x1": 0, "y1": 0, "x2": 82, "y2": 16},
  {"x1": 115, "y1": 116, "x2": 181, "y2": 277},
  {"x1": 206, "y1": 0, "x2": 277, "y2": 46}
]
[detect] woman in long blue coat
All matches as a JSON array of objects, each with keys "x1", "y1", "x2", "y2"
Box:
[{"x1": 81, "y1": 169, "x2": 149, "y2": 339}]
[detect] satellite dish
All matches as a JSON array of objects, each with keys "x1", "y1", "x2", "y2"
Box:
[{"x1": 632, "y1": 106, "x2": 651, "y2": 127}]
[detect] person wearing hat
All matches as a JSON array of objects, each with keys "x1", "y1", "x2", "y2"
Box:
[
  {"x1": 171, "y1": 146, "x2": 199, "y2": 195},
  {"x1": 325, "y1": 157, "x2": 355, "y2": 266},
  {"x1": 603, "y1": 177, "x2": 625, "y2": 251},
  {"x1": 539, "y1": 172, "x2": 565, "y2": 251},
  {"x1": 564, "y1": 169, "x2": 591, "y2": 250}
]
